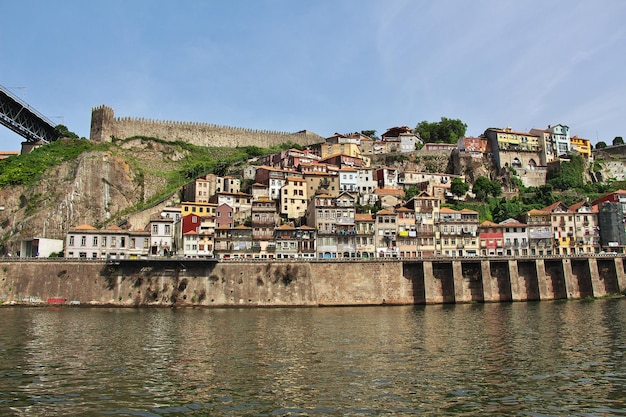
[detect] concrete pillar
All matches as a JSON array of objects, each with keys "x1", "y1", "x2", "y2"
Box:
[
  {"x1": 508, "y1": 259, "x2": 524, "y2": 301},
  {"x1": 423, "y1": 261, "x2": 442, "y2": 304},
  {"x1": 452, "y1": 261, "x2": 470, "y2": 303},
  {"x1": 535, "y1": 259, "x2": 552, "y2": 300},
  {"x1": 562, "y1": 258, "x2": 580, "y2": 299},
  {"x1": 615, "y1": 257, "x2": 626, "y2": 294},
  {"x1": 481, "y1": 260, "x2": 495, "y2": 302},
  {"x1": 588, "y1": 258, "x2": 606, "y2": 298}
]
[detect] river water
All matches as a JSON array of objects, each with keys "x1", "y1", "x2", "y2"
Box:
[{"x1": 1, "y1": 300, "x2": 625, "y2": 416}]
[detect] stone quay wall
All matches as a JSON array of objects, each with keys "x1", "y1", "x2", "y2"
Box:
[
  {"x1": 0, "y1": 257, "x2": 624, "y2": 308},
  {"x1": 90, "y1": 105, "x2": 324, "y2": 148}
]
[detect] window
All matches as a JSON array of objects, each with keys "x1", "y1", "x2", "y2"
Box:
[
  {"x1": 165, "y1": 225, "x2": 171, "y2": 235},
  {"x1": 93, "y1": 236, "x2": 98, "y2": 246},
  {"x1": 80, "y1": 236, "x2": 86, "y2": 247},
  {"x1": 152, "y1": 224, "x2": 159, "y2": 234},
  {"x1": 69, "y1": 236, "x2": 75, "y2": 246}
]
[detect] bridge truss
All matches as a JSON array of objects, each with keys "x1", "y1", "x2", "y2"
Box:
[{"x1": 0, "y1": 84, "x2": 59, "y2": 144}]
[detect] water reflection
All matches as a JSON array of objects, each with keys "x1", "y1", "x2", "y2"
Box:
[{"x1": 0, "y1": 301, "x2": 625, "y2": 416}]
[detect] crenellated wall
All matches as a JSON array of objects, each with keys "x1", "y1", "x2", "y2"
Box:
[
  {"x1": 0, "y1": 257, "x2": 624, "y2": 307},
  {"x1": 90, "y1": 105, "x2": 324, "y2": 148}
]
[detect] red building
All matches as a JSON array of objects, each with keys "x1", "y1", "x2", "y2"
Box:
[{"x1": 478, "y1": 221, "x2": 504, "y2": 256}]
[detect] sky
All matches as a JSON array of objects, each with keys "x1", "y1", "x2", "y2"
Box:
[{"x1": 1, "y1": 0, "x2": 626, "y2": 152}]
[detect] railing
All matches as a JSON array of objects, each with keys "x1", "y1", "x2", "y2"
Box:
[{"x1": 2, "y1": 252, "x2": 625, "y2": 265}]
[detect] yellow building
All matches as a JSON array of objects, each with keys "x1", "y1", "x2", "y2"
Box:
[
  {"x1": 570, "y1": 136, "x2": 592, "y2": 159},
  {"x1": 321, "y1": 141, "x2": 362, "y2": 159},
  {"x1": 181, "y1": 201, "x2": 217, "y2": 217},
  {"x1": 280, "y1": 177, "x2": 308, "y2": 220},
  {"x1": 486, "y1": 127, "x2": 540, "y2": 152}
]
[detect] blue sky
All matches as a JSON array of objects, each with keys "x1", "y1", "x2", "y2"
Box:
[{"x1": 1, "y1": 0, "x2": 625, "y2": 152}]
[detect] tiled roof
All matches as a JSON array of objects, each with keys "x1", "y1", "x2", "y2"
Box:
[
  {"x1": 439, "y1": 207, "x2": 458, "y2": 213},
  {"x1": 480, "y1": 221, "x2": 500, "y2": 227},
  {"x1": 73, "y1": 224, "x2": 97, "y2": 230},
  {"x1": 355, "y1": 213, "x2": 375, "y2": 221},
  {"x1": 499, "y1": 219, "x2": 527, "y2": 227},
  {"x1": 376, "y1": 188, "x2": 405, "y2": 196},
  {"x1": 542, "y1": 201, "x2": 565, "y2": 213}
]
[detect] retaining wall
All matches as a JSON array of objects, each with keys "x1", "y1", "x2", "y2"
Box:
[{"x1": 0, "y1": 257, "x2": 624, "y2": 307}]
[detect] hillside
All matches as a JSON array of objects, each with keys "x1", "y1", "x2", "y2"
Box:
[
  {"x1": 3, "y1": 136, "x2": 626, "y2": 257},
  {"x1": 0, "y1": 137, "x2": 247, "y2": 255}
]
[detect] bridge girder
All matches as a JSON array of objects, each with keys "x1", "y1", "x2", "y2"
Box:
[{"x1": 0, "y1": 85, "x2": 59, "y2": 144}]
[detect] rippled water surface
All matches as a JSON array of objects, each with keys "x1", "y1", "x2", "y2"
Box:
[{"x1": 1, "y1": 300, "x2": 626, "y2": 416}]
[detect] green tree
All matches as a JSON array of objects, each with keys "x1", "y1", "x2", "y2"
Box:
[
  {"x1": 414, "y1": 117, "x2": 467, "y2": 144},
  {"x1": 596, "y1": 141, "x2": 607, "y2": 149},
  {"x1": 489, "y1": 180, "x2": 502, "y2": 198},
  {"x1": 521, "y1": 184, "x2": 555, "y2": 208},
  {"x1": 212, "y1": 160, "x2": 230, "y2": 177},
  {"x1": 361, "y1": 130, "x2": 378, "y2": 140},
  {"x1": 450, "y1": 177, "x2": 469, "y2": 198},
  {"x1": 54, "y1": 124, "x2": 79, "y2": 139},
  {"x1": 613, "y1": 136, "x2": 624, "y2": 146},
  {"x1": 404, "y1": 185, "x2": 419, "y2": 201},
  {"x1": 472, "y1": 176, "x2": 501, "y2": 200},
  {"x1": 472, "y1": 176, "x2": 491, "y2": 200},
  {"x1": 492, "y1": 197, "x2": 524, "y2": 223}
]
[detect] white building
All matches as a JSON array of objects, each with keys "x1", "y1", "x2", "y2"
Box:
[
  {"x1": 65, "y1": 225, "x2": 150, "y2": 259},
  {"x1": 500, "y1": 218, "x2": 529, "y2": 257},
  {"x1": 338, "y1": 167, "x2": 359, "y2": 192},
  {"x1": 149, "y1": 214, "x2": 175, "y2": 256},
  {"x1": 20, "y1": 237, "x2": 64, "y2": 258}
]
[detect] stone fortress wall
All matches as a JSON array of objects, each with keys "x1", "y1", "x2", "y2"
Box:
[{"x1": 90, "y1": 105, "x2": 324, "y2": 148}]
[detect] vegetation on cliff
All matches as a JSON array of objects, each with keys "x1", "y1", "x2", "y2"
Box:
[
  {"x1": 414, "y1": 117, "x2": 467, "y2": 144},
  {"x1": 0, "y1": 138, "x2": 103, "y2": 187},
  {"x1": 0, "y1": 136, "x2": 301, "y2": 253},
  {"x1": 448, "y1": 154, "x2": 626, "y2": 223}
]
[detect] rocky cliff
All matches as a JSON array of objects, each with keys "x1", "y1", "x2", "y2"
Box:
[{"x1": 0, "y1": 139, "x2": 199, "y2": 255}]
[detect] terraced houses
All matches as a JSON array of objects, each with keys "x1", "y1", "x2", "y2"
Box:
[{"x1": 63, "y1": 125, "x2": 622, "y2": 260}]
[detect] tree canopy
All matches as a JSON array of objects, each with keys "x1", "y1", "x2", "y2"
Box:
[
  {"x1": 596, "y1": 141, "x2": 607, "y2": 149},
  {"x1": 472, "y1": 176, "x2": 502, "y2": 200},
  {"x1": 54, "y1": 124, "x2": 79, "y2": 139},
  {"x1": 414, "y1": 117, "x2": 467, "y2": 144},
  {"x1": 613, "y1": 136, "x2": 624, "y2": 146},
  {"x1": 450, "y1": 177, "x2": 469, "y2": 198},
  {"x1": 361, "y1": 130, "x2": 378, "y2": 140}
]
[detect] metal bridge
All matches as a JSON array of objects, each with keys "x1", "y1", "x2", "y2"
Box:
[{"x1": 0, "y1": 84, "x2": 59, "y2": 144}]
